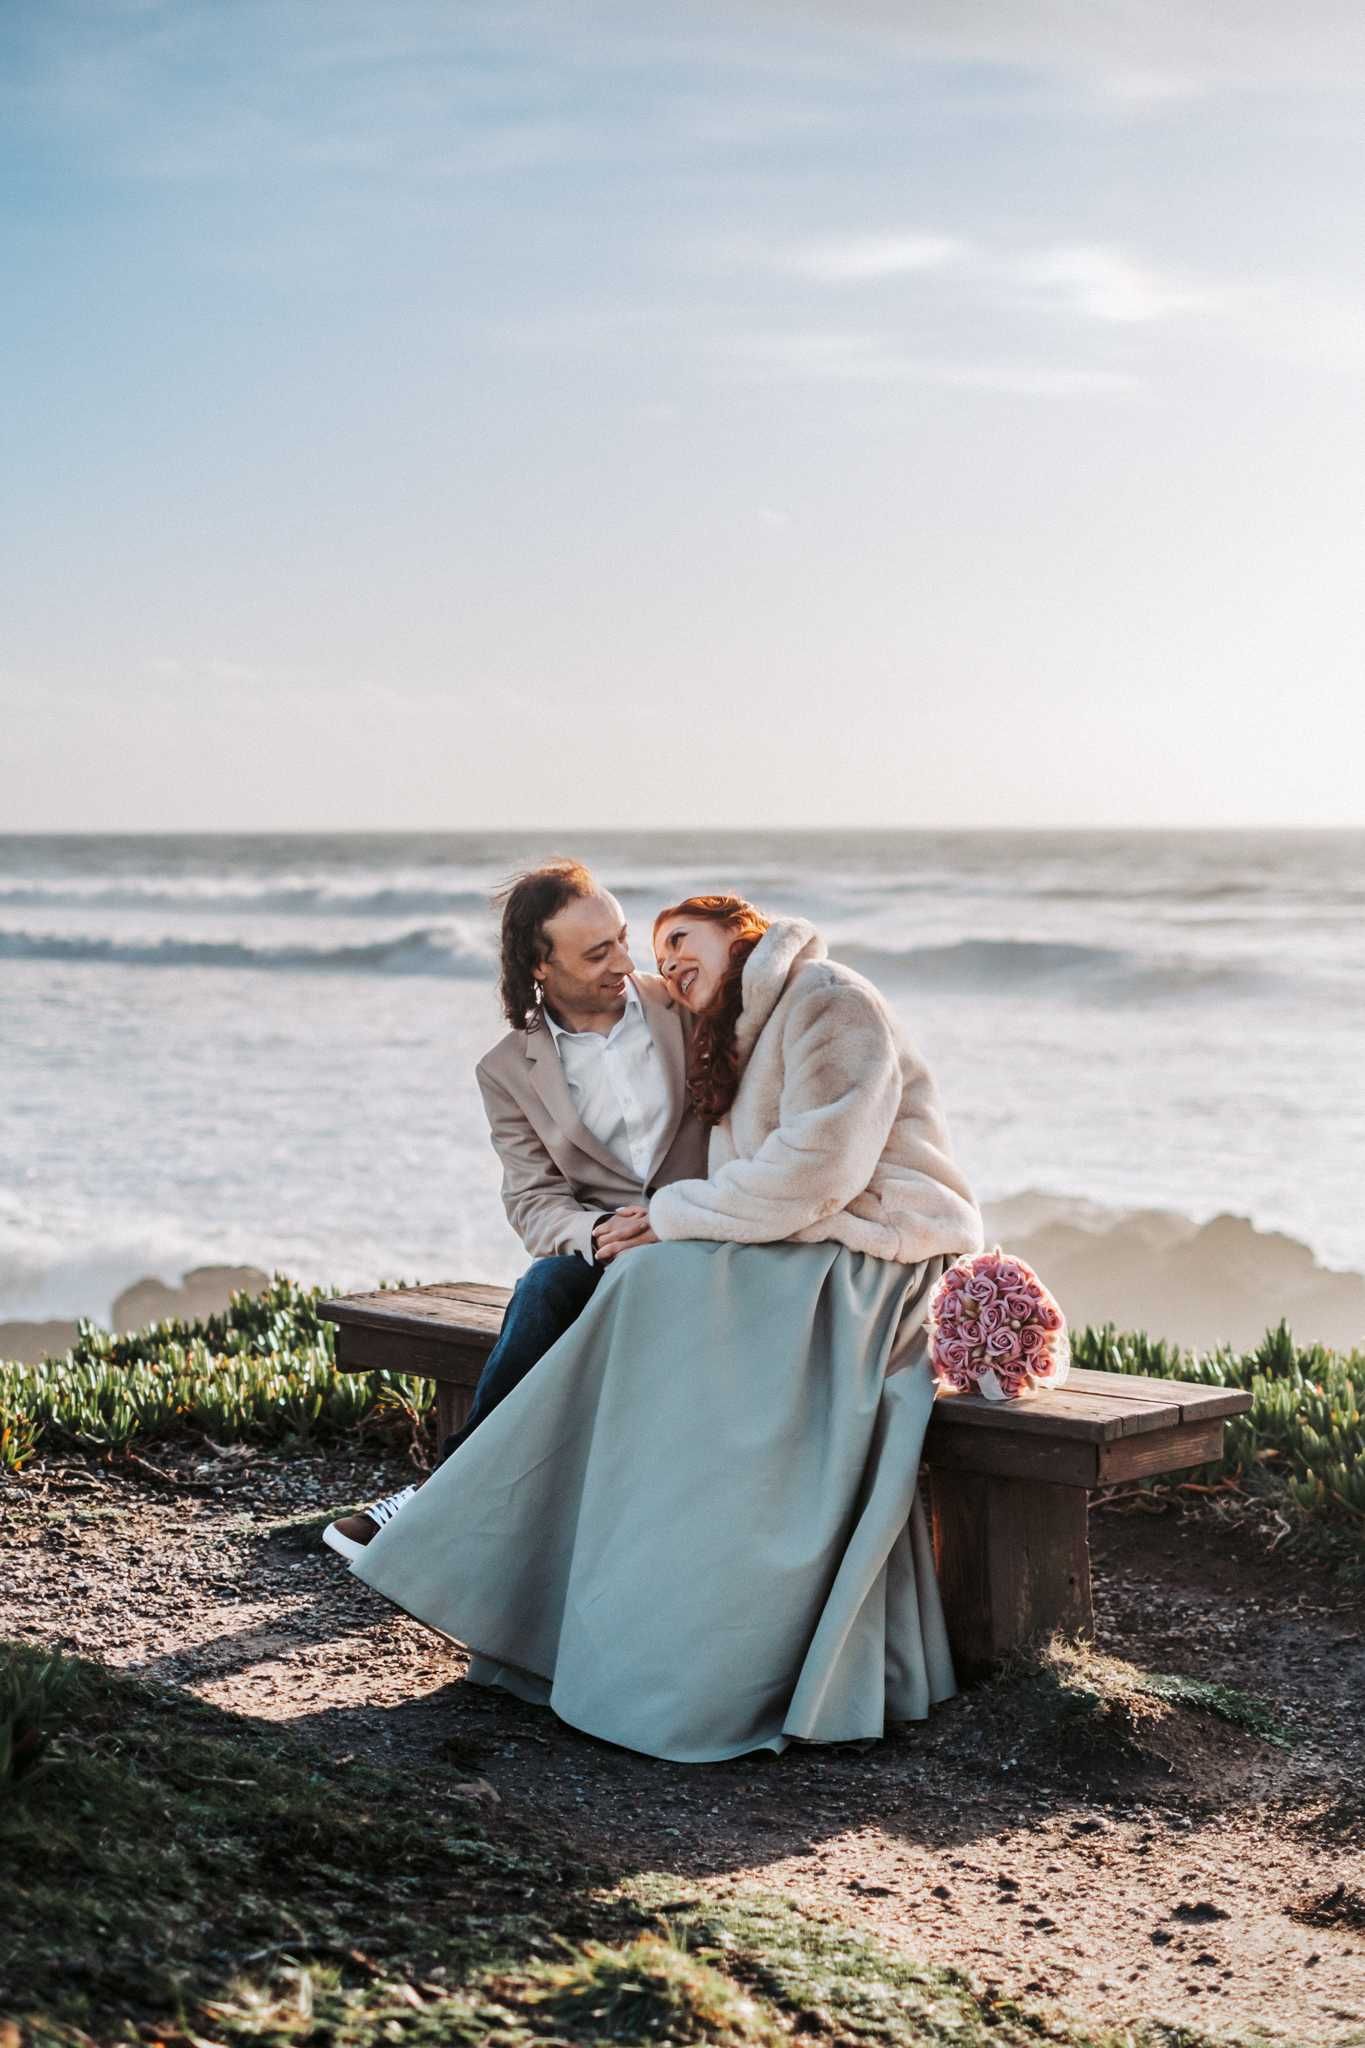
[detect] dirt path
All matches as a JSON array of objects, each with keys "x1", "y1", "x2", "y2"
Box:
[{"x1": 4, "y1": 1448, "x2": 1363, "y2": 2045}]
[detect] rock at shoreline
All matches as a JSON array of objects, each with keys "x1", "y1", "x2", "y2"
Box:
[
  {"x1": 0, "y1": 1318, "x2": 81, "y2": 1366},
  {"x1": 111, "y1": 1266, "x2": 272, "y2": 1333},
  {"x1": 984, "y1": 1195, "x2": 1365, "y2": 1353},
  {"x1": 1, "y1": 1268, "x2": 273, "y2": 1364}
]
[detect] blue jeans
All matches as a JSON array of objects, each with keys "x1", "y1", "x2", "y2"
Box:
[{"x1": 439, "y1": 1254, "x2": 602, "y2": 1461}]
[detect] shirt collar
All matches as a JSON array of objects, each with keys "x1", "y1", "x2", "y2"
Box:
[{"x1": 544, "y1": 978, "x2": 641, "y2": 1042}]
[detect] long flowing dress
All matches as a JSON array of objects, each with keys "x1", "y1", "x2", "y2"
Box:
[{"x1": 352, "y1": 1236, "x2": 955, "y2": 1763}]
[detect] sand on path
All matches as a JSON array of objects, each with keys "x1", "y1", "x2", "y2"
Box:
[{"x1": 3, "y1": 1445, "x2": 1363, "y2": 2045}]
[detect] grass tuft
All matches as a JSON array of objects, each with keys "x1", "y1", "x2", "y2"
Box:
[
  {"x1": 621, "y1": 1882, "x2": 1222, "y2": 2048},
  {"x1": 956, "y1": 1637, "x2": 1293, "y2": 1789},
  {"x1": 514, "y1": 1930, "x2": 781, "y2": 2044},
  {"x1": 1128, "y1": 1670, "x2": 1292, "y2": 1746},
  {"x1": 0, "y1": 1647, "x2": 73, "y2": 1791}
]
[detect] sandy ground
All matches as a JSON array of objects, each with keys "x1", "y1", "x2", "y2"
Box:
[{"x1": 3, "y1": 1446, "x2": 1363, "y2": 2046}]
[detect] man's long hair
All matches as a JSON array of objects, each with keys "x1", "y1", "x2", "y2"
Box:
[
  {"x1": 496, "y1": 858, "x2": 597, "y2": 1030},
  {"x1": 652, "y1": 894, "x2": 770, "y2": 1125}
]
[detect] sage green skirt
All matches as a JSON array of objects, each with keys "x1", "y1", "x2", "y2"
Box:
[{"x1": 353, "y1": 1240, "x2": 955, "y2": 1762}]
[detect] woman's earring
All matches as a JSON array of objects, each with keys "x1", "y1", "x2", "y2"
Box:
[{"x1": 533, "y1": 982, "x2": 544, "y2": 1007}]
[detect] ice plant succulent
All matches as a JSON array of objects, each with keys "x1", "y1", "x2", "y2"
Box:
[{"x1": 927, "y1": 1247, "x2": 1069, "y2": 1402}]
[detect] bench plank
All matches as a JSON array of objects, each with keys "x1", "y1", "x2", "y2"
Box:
[
  {"x1": 320, "y1": 1283, "x2": 1254, "y2": 1448},
  {"x1": 319, "y1": 1279, "x2": 1252, "y2": 1675},
  {"x1": 1097, "y1": 1416, "x2": 1227, "y2": 1485},
  {"x1": 1065, "y1": 1365, "x2": 1249, "y2": 1423},
  {"x1": 324, "y1": 1285, "x2": 508, "y2": 1337},
  {"x1": 922, "y1": 1426, "x2": 1102, "y2": 1489},
  {"x1": 930, "y1": 1386, "x2": 1179, "y2": 1441}
]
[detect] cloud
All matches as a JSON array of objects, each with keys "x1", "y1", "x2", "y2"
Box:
[
  {"x1": 715, "y1": 330, "x2": 1136, "y2": 395},
  {"x1": 1015, "y1": 245, "x2": 1209, "y2": 323},
  {"x1": 726, "y1": 0, "x2": 1365, "y2": 99},
  {"x1": 711, "y1": 230, "x2": 1206, "y2": 329},
  {"x1": 782, "y1": 233, "x2": 966, "y2": 281}
]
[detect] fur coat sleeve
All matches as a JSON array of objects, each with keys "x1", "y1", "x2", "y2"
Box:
[{"x1": 648, "y1": 975, "x2": 903, "y2": 1246}]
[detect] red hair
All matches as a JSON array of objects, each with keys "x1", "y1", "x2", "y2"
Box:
[{"x1": 653, "y1": 895, "x2": 770, "y2": 1126}]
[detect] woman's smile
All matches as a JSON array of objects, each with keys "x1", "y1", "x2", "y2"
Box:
[{"x1": 654, "y1": 916, "x2": 735, "y2": 1011}]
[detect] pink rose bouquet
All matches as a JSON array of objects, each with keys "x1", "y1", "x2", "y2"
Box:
[{"x1": 927, "y1": 1247, "x2": 1069, "y2": 1402}]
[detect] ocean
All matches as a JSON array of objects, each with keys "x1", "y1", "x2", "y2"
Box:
[{"x1": 1, "y1": 829, "x2": 1361, "y2": 1326}]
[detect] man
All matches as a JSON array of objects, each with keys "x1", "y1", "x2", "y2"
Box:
[{"x1": 324, "y1": 857, "x2": 705, "y2": 1557}]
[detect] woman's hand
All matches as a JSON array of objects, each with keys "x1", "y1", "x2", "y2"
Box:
[{"x1": 593, "y1": 1206, "x2": 659, "y2": 1262}]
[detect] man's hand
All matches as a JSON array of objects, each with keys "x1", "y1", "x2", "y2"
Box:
[{"x1": 593, "y1": 1206, "x2": 659, "y2": 1262}]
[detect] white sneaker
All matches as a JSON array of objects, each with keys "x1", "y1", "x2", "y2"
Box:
[{"x1": 322, "y1": 1484, "x2": 418, "y2": 1561}]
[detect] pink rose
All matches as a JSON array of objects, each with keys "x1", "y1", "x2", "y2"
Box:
[
  {"x1": 965, "y1": 1277, "x2": 995, "y2": 1304},
  {"x1": 978, "y1": 1301, "x2": 1007, "y2": 1334},
  {"x1": 1036, "y1": 1302, "x2": 1063, "y2": 1332},
  {"x1": 987, "y1": 1327, "x2": 1022, "y2": 1362},
  {"x1": 994, "y1": 1259, "x2": 1026, "y2": 1292},
  {"x1": 1019, "y1": 1325, "x2": 1047, "y2": 1359},
  {"x1": 1007, "y1": 1293, "x2": 1036, "y2": 1321},
  {"x1": 939, "y1": 1338, "x2": 974, "y2": 1372},
  {"x1": 1024, "y1": 1277, "x2": 1045, "y2": 1300},
  {"x1": 996, "y1": 1369, "x2": 1028, "y2": 1399}
]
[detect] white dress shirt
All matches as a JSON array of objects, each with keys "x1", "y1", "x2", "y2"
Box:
[{"x1": 545, "y1": 982, "x2": 672, "y2": 1184}]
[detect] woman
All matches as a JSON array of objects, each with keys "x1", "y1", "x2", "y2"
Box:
[{"x1": 353, "y1": 897, "x2": 982, "y2": 1762}]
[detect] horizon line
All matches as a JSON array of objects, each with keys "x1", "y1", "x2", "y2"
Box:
[{"x1": 1, "y1": 822, "x2": 1362, "y2": 839}]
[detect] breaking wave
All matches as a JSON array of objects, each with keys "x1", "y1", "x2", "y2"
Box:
[
  {"x1": 0, "y1": 925, "x2": 495, "y2": 978},
  {"x1": 0, "y1": 923, "x2": 1296, "y2": 1000},
  {"x1": 838, "y1": 937, "x2": 1283, "y2": 1001},
  {"x1": 0, "y1": 881, "x2": 489, "y2": 918}
]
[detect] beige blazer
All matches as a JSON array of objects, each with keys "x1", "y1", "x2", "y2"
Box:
[{"x1": 476, "y1": 973, "x2": 708, "y2": 1263}]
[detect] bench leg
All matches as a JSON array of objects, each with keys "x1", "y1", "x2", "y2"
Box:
[
  {"x1": 435, "y1": 1383, "x2": 472, "y2": 1447},
  {"x1": 928, "y1": 1469, "x2": 1093, "y2": 1682}
]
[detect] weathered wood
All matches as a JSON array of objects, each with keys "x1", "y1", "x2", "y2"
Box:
[
  {"x1": 334, "y1": 1322, "x2": 489, "y2": 1387},
  {"x1": 1064, "y1": 1366, "x2": 1249, "y2": 1423},
  {"x1": 436, "y1": 1382, "x2": 472, "y2": 1447},
  {"x1": 929, "y1": 1468, "x2": 1094, "y2": 1679},
  {"x1": 925, "y1": 1425, "x2": 1103, "y2": 1489},
  {"x1": 932, "y1": 1384, "x2": 1181, "y2": 1441},
  {"x1": 1097, "y1": 1415, "x2": 1227, "y2": 1485},
  {"x1": 323, "y1": 1284, "x2": 508, "y2": 1343}
]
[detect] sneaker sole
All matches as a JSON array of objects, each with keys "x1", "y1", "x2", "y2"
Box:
[{"x1": 322, "y1": 1522, "x2": 368, "y2": 1562}]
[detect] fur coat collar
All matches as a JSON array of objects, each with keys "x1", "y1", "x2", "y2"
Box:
[{"x1": 734, "y1": 918, "x2": 827, "y2": 1064}]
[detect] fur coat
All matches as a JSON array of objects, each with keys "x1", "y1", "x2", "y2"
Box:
[{"x1": 647, "y1": 919, "x2": 983, "y2": 1266}]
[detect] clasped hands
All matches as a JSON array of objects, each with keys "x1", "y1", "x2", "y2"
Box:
[{"x1": 593, "y1": 1205, "x2": 659, "y2": 1263}]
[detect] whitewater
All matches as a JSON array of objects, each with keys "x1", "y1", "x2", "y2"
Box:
[{"x1": 1, "y1": 829, "x2": 1361, "y2": 1324}]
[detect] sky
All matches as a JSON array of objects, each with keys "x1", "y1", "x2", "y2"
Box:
[{"x1": 3, "y1": 0, "x2": 1365, "y2": 831}]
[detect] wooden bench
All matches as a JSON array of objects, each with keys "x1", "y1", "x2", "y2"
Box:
[{"x1": 320, "y1": 1282, "x2": 1251, "y2": 1680}]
